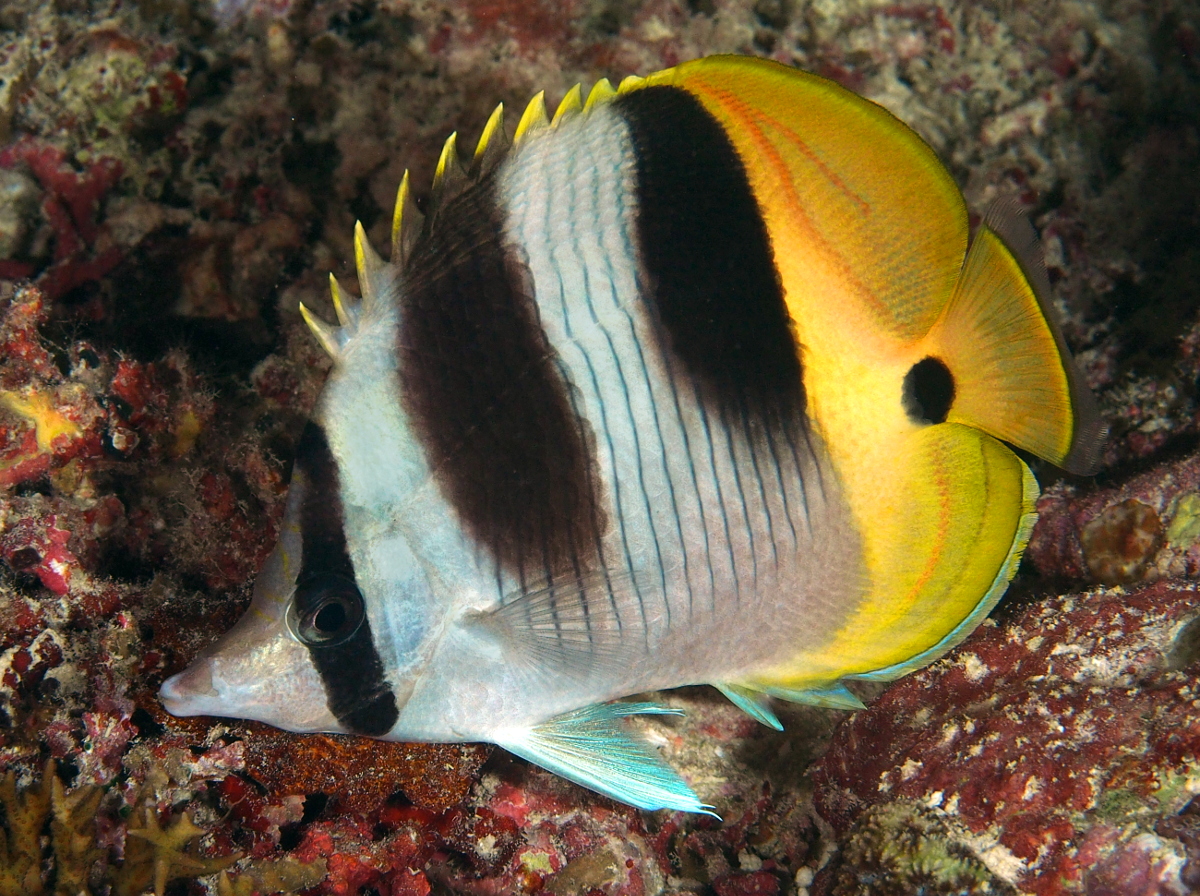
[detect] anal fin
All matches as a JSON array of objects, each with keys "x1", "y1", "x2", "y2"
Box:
[
  {"x1": 715, "y1": 683, "x2": 783, "y2": 730},
  {"x1": 761, "y1": 682, "x2": 866, "y2": 711},
  {"x1": 494, "y1": 703, "x2": 717, "y2": 816}
]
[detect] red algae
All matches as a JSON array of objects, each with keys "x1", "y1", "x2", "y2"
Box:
[{"x1": 811, "y1": 580, "x2": 1200, "y2": 894}]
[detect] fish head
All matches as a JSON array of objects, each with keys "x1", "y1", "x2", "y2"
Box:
[
  {"x1": 159, "y1": 411, "x2": 432, "y2": 737},
  {"x1": 158, "y1": 474, "x2": 349, "y2": 733}
]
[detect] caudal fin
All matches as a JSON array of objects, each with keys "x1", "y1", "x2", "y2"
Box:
[{"x1": 928, "y1": 199, "x2": 1106, "y2": 474}]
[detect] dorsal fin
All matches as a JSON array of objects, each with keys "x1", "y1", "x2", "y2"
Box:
[
  {"x1": 551, "y1": 84, "x2": 583, "y2": 127},
  {"x1": 327, "y1": 272, "x2": 359, "y2": 328},
  {"x1": 585, "y1": 78, "x2": 616, "y2": 110},
  {"x1": 358, "y1": 71, "x2": 637, "y2": 294},
  {"x1": 473, "y1": 103, "x2": 509, "y2": 175},
  {"x1": 298, "y1": 302, "x2": 346, "y2": 359},
  {"x1": 513, "y1": 91, "x2": 549, "y2": 144},
  {"x1": 430, "y1": 132, "x2": 469, "y2": 212},
  {"x1": 617, "y1": 74, "x2": 645, "y2": 94},
  {"x1": 314, "y1": 71, "x2": 645, "y2": 360},
  {"x1": 390, "y1": 169, "x2": 423, "y2": 267},
  {"x1": 354, "y1": 220, "x2": 390, "y2": 313}
]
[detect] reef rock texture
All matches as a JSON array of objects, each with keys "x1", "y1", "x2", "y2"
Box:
[
  {"x1": 811, "y1": 579, "x2": 1200, "y2": 896},
  {"x1": 0, "y1": 0, "x2": 1198, "y2": 894}
]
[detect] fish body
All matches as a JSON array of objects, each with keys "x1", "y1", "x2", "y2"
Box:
[{"x1": 160, "y1": 56, "x2": 1104, "y2": 813}]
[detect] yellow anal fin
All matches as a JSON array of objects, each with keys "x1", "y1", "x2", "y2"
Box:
[
  {"x1": 930, "y1": 200, "x2": 1106, "y2": 474},
  {"x1": 747, "y1": 424, "x2": 1034, "y2": 693}
]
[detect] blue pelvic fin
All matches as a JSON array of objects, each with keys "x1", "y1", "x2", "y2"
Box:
[
  {"x1": 762, "y1": 682, "x2": 866, "y2": 711},
  {"x1": 714, "y1": 683, "x2": 783, "y2": 731},
  {"x1": 495, "y1": 703, "x2": 718, "y2": 816}
]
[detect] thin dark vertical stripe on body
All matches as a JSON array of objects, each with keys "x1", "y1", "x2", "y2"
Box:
[
  {"x1": 615, "y1": 85, "x2": 810, "y2": 579},
  {"x1": 562, "y1": 255, "x2": 650, "y2": 639},
  {"x1": 583, "y1": 253, "x2": 670, "y2": 631},
  {"x1": 397, "y1": 172, "x2": 605, "y2": 586},
  {"x1": 603, "y1": 176, "x2": 691, "y2": 618},
  {"x1": 293, "y1": 421, "x2": 398, "y2": 736}
]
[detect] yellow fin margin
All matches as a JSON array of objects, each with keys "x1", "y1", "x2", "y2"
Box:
[
  {"x1": 390, "y1": 169, "x2": 423, "y2": 265},
  {"x1": 299, "y1": 302, "x2": 342, "y2": 359},
  {"x1": 432, "y1": 132, "x2": 463, "y2": 192},
  {"x1": 584, "y1": 78, "x2": 616, "y2": 109},
  {"x1": 353, "y1": 220, "x2": 388, "y2": 311}
]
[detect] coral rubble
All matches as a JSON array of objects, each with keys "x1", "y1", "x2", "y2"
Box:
[{"x1": 1, "y1": 0, "x2": 1198, "y2": 893}]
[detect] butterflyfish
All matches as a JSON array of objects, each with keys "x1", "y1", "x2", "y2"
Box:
[{"x1": 160, "y1": 55, "x2": 1106, "y2": 814}]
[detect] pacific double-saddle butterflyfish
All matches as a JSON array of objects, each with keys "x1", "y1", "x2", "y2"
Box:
[{"x1": 160, "y1": 55, "x2": 1106, "y2": 815}]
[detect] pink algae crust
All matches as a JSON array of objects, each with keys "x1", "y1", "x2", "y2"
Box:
[{"x1": 811, "y1": 579, "x2": 1200, "y2": 895}]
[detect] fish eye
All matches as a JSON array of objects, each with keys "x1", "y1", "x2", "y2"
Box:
[{"x1": 288, "y1": 573, "x2": 365, "y2": 646}]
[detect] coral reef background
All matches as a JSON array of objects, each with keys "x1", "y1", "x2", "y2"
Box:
[{"x1": 0, "y1": 0, "x2": 1198, "y2": 893}]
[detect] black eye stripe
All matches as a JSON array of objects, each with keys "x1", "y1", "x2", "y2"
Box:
[
  {"x1": 293, "y1": 421, "x2": 399, "y2": 736},
  {"x1": 294, "y1": 422, "x2": 355, "y2": 581}
]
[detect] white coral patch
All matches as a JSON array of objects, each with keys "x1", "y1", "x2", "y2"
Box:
[{"x1": 958, "y1": 652, "x2": 989, "y2": 682}]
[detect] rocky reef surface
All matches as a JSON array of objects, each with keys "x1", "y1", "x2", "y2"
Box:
[{"x1": 1, "y1": 0, "x2": 1198, "y2": 893}]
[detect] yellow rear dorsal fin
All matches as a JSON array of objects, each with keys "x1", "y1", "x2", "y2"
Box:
[{"x1": 929, "y1": 199, "x2": 1106, "y2": 474}]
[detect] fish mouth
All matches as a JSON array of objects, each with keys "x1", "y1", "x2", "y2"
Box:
[{"x1": 159, "y1": 659, "x2": 222, "y2": 718}]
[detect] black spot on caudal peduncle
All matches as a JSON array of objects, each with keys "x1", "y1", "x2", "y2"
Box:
[
  {"x1": 614, "y1": 85, "x2": 806, "y2": 432},
  {"x1": 397, "y1": 172, "x2": 604, "y2": 587},
  {"x1": 293, "y1": 421, "x2": 399, "y2": 736},
  {"x1": 903, "y1": 356, "x2": 955, "y2": 425}
]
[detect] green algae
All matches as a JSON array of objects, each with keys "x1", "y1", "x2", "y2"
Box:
[{"x1": 1166, "y1": 493, "x2": 1200, "y2": 550}]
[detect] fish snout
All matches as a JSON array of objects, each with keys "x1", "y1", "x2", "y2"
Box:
[{"x1": 159, "y1": 659, "x2": 219, "y2": 717}]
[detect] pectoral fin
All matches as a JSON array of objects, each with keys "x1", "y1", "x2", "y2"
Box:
[
  {"x1": 477, "y1": 569, "x2": 657, "y2": 681},
  {"x1": 494, "y1": 703, "x2": 716, "y2": 816}
]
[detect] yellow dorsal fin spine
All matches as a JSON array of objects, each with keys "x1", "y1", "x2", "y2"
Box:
[
  {"x1": 584, "y1": 78, "x2": 616, "y2": 109},
  {"x1": 354, "y1": 220, "x2": 388, "y2": 312},
  {"x1": 390, "y1": 169, "x2": 423, "y2": 266},
  {"x1": 513, "y1": 91, "x2": 549, "y2": 144},
  {"x1": 328, "y1": 273, "x2": 359, "y2": 329},
  {"x1": 474, "y1": 103, "x2": 507, "y2": 166},
  {"x1": 432, "y1": 132, "x2": 463, "y2": 192},
  {"x1": 299, "y1": 302, "x2": 343, "y2": 359},
  {"x1": 551, "y1": 84, "x2": 583, "y2": 127}
]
